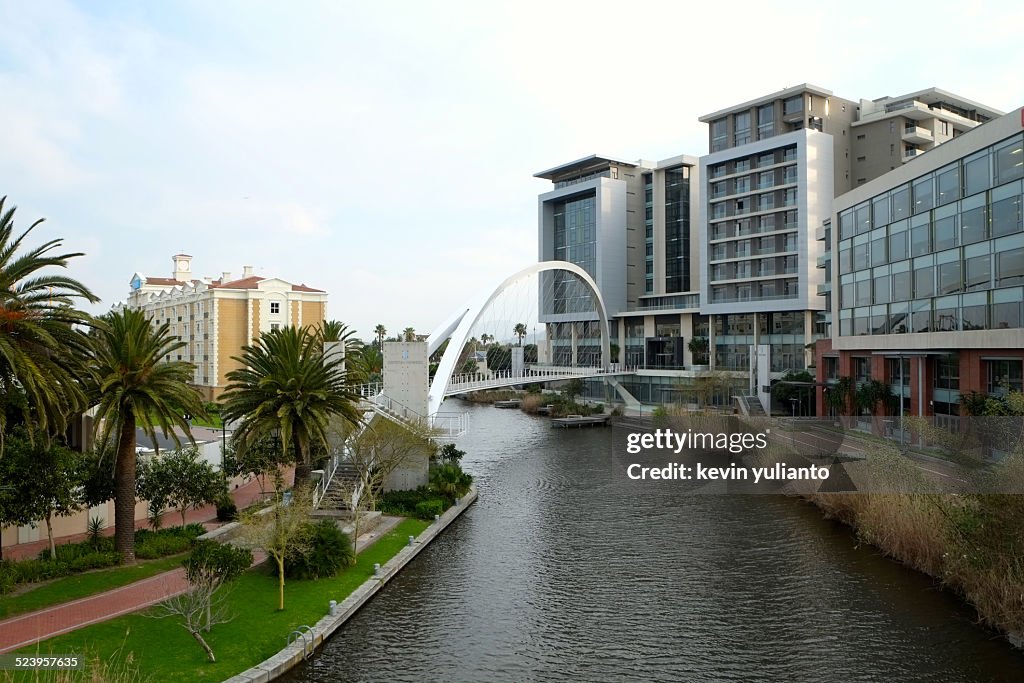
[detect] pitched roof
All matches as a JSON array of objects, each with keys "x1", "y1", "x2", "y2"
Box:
[
  {"x1": 144, "y1": 277, "x2": 186, "y2": 286},
  {"x1": 211, "y1": 276, "x2": 325, "y2": 293}
]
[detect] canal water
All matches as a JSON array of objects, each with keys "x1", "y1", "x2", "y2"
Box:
[{"x1": 283, "y1": 400, "x2": 1024, "y2": 682}]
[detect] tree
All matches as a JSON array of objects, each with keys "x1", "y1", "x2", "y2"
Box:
[
  {"x1": 239, "y1": 487, "x2": 312, "y2": 610},
  {"x1": 88, "y1": 308, "x2": 206, "y2": 563},
  {"x1": 0, "y1": 428, "x2": 83, "y2": 559},
  {"x1": 340, "y1": 417, "x2": 435, "y2": 546},
  {"x1": 139, "y1": 447, "x2": 224, "y2": 527},
  {"x1": 221, "y1": 326, "x2": 362, "y2": 489},
  {"x1": 0, "y1": 197, "x2": 97, "y2": 447},
  {"x1": 222, "y1": 432, "x2": 293, "y2": 496},
  {"x1": 773, "y1": 370, "x2": 815, "y2": 416},
  {"x1": 513, "y1": 323, "x2": 527, "y2": 346},
  {"x1": 182, "y1": 539, "x2": 252, "y2": 636},
  {"x1": 374, "y1": 324, "x2": 386, "y2": 348},
  {"x1": 480, "y1": 333, "x2": 491, "y2": 346},
  {"x1": 486, "y1": 344, "x2": 511, "y2": 373},
  {"x1": 688, "y1": 337, "x2": 709, "y2": 365},
  {"x1": 150, "y1": 573, "x2": 232, "y2": 662},
  {"x1": 354, "y1": 344, "x2": 383, "y2": 384},
  {"x1": 524, "y1": 343, "x2": 538, "y2": 364},
  {"x1": 562, "y1": 378, "x2": 584, "y2": 403},
  {"x1": 402, "y1": 327, "x2": 416, "y2": 342}
]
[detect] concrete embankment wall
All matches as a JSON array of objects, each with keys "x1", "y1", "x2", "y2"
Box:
[{"x1": 222, "y1": 487, "x2": 478, "y2": 683}]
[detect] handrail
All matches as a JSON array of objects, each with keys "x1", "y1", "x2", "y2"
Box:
[{"x1": 287, "y1": 625, "x2": 315, "y2": 660}]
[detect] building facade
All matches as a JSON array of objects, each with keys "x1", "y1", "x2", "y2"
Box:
[
  {"x1": 125, "y1": 254, "x2": 328, "y2": 400},
  {"x1": 816, "y1": 106, "x2": 1024, "y2": 427},
  {"x1": 536, "y1": 84, "x2": 1004, "y2": 412}
]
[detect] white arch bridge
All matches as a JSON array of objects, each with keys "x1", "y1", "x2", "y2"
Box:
[{"x1": 357, "y1": 261, "x2": 639, "y2": 436}]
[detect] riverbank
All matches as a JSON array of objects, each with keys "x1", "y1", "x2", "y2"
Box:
[
  {"x1": 225, "y1": 486, "x2": 478, "y2": 683},
  {"x1": 805, "y1": 491, "x2": 1024, "y2": 646}
]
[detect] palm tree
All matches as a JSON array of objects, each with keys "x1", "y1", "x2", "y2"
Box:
[
  {"x1": 88, "y1": 308, "x2": 206, "y2": 562},
  {"x1": 0, "y1": 197, "x2": 97, "y2": 445},
  {"x1": 402, "y1": 326, "x2": 416, "y2": 342},
  {"x1": 480, "y1": 333, "x2": 491, "y2": 346},
  {"x1": 374, "y1": 324, "x2": 386, "y2": 348},
  {"x1": 315, "y1": 320, "x2": 362, "y2": 381},
  {"x1": 220, "y1": 326, "x2": 363, "y2": 489},
  {"x1": 513, "y1": 323, "x2": 528, "y2": 347}
]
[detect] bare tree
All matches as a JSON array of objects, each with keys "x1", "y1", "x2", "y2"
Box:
[
  {"x1": 344, "y1": 417, "x2": 436, "y2": 513},
  {"x1": 150, "y1": 576, "x2": 232, "y2": 662},
  {"x1": 238, "y1": 487, "x2": 312, "y2": 610}
]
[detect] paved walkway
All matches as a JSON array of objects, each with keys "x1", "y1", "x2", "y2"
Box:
[{"x1": 0, "y1": 509, "x2": 398, "y2": 653}]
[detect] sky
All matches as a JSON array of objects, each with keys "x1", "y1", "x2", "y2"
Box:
[{"x1": 2, "y1": 0, "x2": 1022, "y2": 342}]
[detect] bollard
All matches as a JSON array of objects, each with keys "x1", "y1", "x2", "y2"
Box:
[
  {"x1": 434, "y1": 514, "x2": 440, "y2": 522},
  {"x1": 408, "y1": 535, "x2": 415, "y2": 546},
  {"x1": 329, "y1": 600, "x2": 337, "y2": 616},
  {"x1": 373, "y1": 563, "x2": 381, "y2": 576}
]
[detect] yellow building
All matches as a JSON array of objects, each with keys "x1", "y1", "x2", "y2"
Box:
[{"x1": 126, "y1": 254, "x2": 328, "y2": 400}]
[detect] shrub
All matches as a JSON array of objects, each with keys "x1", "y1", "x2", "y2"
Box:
[
  {"x1": 414, "y1": 498, "x2": 446, "y2": 520},
  {"x1": 429, "y1": 463, "x2": 473, "y2": 502},
  {"x1": 86, "y1": 516, "x2": 106, "y2": 547},
  {"x1": 68, "y1": 551, "x2": 120, "y2": 572},
  {"x1": 0, "y1": 565, "x2": 14, "y2": 594},
  {"x1": 285, "y1": 519, "x2": 354, "y2": 579},
  {"x1": 184, "y1": 540, "x2": 252, "y2": 583},
  {"x1": 216, "y1": 495, "x2": 238, "y2": 522},
  {"x1": 379, "y1": 487, "x2": 434, "y2": 516},
  {"x1": 437, "y1": 443, "x2": 465, "y2": 466}
]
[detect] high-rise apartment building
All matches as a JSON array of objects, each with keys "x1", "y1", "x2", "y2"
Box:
[
  {"x1": 816, "y1": 107, "x2": 1024, "y2": 428},
  {"x1": 535, "y1": 84, "x2": 1004, "y2": 410},
  {"x1": 125, "y1": 254, "x2": 328, "y2": 400}
]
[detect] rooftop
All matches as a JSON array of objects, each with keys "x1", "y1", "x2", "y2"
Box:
[
  {"x1": 699, "y1": 83, "x2": 835, "y2": 122},
  {"x1": 533, "y1": 154, "x2": 638, "y2": 180}
]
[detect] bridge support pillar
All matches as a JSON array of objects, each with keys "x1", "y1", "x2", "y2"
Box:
[
  {"x1": 512, "y1": 345, "x2": 525, "y2": 377},
  {"x1": 383, "y1": 342, "x2": 429, "y2": 417}
]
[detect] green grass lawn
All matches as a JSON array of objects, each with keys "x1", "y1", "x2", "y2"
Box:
[
  {"x1": 0, "y1": 554, "x2": 188, "y2": 620},
  {"x1": 14, "y1": 518, "x2": 431, "y2": 683}
]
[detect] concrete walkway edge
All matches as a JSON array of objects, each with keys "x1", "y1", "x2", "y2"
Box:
[{"x1": 222, "y1": 486, "x2": 479, "y2": 683}]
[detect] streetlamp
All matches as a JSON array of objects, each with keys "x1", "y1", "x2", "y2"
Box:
[{"x1": 789, "y1": 397, "x2": 799, "y2": 418}]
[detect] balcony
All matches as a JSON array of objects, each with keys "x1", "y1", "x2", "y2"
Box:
[
  {"x1": 817, "y1": 281, "x2": 832, "y2": 296},
  {"x1": 902, "y1": 125, "x2": 933, "y2": 145},
  {"x1": 902, "y1": 147, "x2": 922, "y2": 162},
  {"x1": 816, "y1": 253, "x2": 830, "y2": 268}
]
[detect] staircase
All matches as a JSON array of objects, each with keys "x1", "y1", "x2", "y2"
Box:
[
  {"x1": 734, "y1": 395, "x2": 767, "y2": 417},
  {"x1": 316, "y1": 463, "x2": 362, "y2": 511}
]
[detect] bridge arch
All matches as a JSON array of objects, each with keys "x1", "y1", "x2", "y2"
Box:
[{"x1": 427, "y1": 261, "x2": 610, "y2": 416}]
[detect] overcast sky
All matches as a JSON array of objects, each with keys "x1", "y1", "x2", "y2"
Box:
[{"x1": 2, "y1": 0, "x2": 1022, "y2": 341}]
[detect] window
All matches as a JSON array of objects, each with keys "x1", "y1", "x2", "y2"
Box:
[
  {"x1": 855, "y1": 202, "x2": 871, "y2": 234},
  {"x1": 994, "y1": 135, "x2": 1024, "y2": 185},
  {"x1": 711, "y1": 118, "x2": 728, "y2": 152},
  {"x1": 891, "y1": 185, "x2": 910, "y2": 221},
  {"x1": 964, "y1": 149, "x2": 991, "y2": 196},
  {"x1": 914, "y1": 257, "x2": 934, "y2": 298},
  {"x1": 997, "y1": 247, "x2": 1024, "y2": 287},
  {"x1": 891, "y1": 263, "x2": 910, "y2": 303},
  {"x1": 910, "y1": 215, "x2": 930, "y2": 256},
  {"x1": 734, "y1": 112, "x2": 752, "y2": 146},
  {"x1": 990, "y1": 183, "x2": 1022, "y2": 237},
  {"x1": 888, "y1": 220, "x2": 908, "y2": 262},
  {"x1": 783, "y1": 96, "x2": 803, "y2": 115},
  {"x1": 962, "y1": 292, "x2": 988, "y2": 330},
  {"x1": 992, "y1": 288, "x2": 1023, "y2": 329},
  {"x1": 933, "y1": 204, "x2": 958, "y2": 251},
  {"x1": 960, "y1": 194, "x2": 988, "y2": 244},
  {"x1": 987, "y1": 360, "x2": 1023, "y2": 394},
  {"x1": 271, "y1": 323, "x2": 280, "y2": 331},
  {"x1": 872, "y1": 193, "x2": 890, "y2": 226},
  {"x1": 873, "y1": 267, "x2": 890, "y2": 304},
  {"x1": 965, "y1": 252, "x2": 991, "y2": 292},
  {"x1": 937, "y1": 258, "x2": 961, "y2": 295},
  {"x1": 934, "y1": 356, "x2": 959, "y2": 390},
  {"x1": 912, "y1": 175, "x2": 934, "y2": 214},
  {"x1": 270, "y1": 301, "x2": 280, "y2": 314},
  {"x1": 936, "y1": 164, "x2": 960, "y2": 205},
  {"x1": 757, "y1": 104, "x2": 774, "y2": 140}
]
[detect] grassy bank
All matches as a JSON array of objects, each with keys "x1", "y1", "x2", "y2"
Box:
[
  {"x1": 13, "y1": 518, "x2": 431, "y2": 683},
  {"x1": 806, "y1": 491, "x2": 1024, "y2": 641}
]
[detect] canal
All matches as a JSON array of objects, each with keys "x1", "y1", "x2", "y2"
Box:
[{"x1": 283, "y1": 400, "x2": 1024, "y2": 682}]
